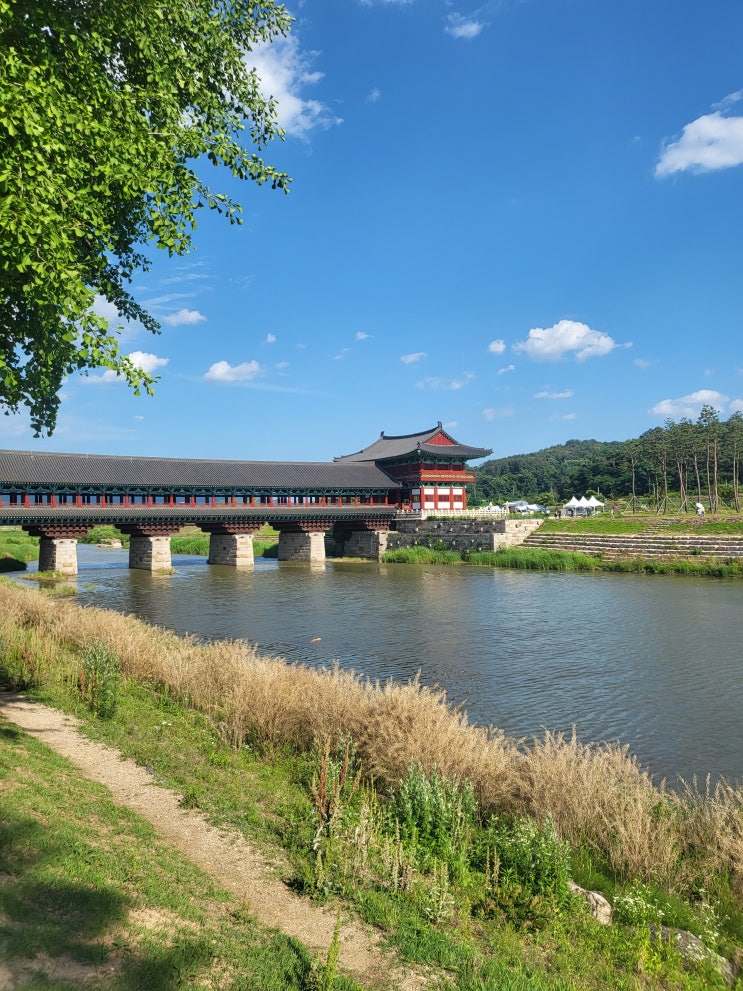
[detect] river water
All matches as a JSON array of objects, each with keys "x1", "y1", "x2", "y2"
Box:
[{"x1": 41, "y1": 545, "x2": 743, "y2": 786}]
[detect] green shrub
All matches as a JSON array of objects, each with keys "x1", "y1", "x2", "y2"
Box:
[
  {"x1": 78, "y1": 525, "x2": 129, "y2": 546},
  {"x1": 387, "y1": 763, "x2": 476, "y2": 881},
  {"x1": 78, "y1": 641, "x2": 120, "y2": 718},
  {"x1": 478, "y1": 815, "x2": 573, "y2": 924}
]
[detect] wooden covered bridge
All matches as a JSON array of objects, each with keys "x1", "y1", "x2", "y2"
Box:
[{"x1": 0, "y1": 425, "x2": 491, "y2": 573}]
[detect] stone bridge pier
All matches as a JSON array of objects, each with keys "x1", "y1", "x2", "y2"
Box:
[
  {"x1": 117, "y1": 523, "x2": 182, "y2": 571},
  {"x1": 275, "y1": 521, "x2": 332, "y2": 562},
  {"x1": 340, "y1": 522, "x2": 391, "y2": 560},
  {"x1": 201, "y1": 522, "x2": 264, "y2": 568},
  {"x1": 25, "y1": 524, "x2": 91, "y2": 575}
]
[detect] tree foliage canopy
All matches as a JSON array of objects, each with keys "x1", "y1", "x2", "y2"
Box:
[
  {"x1": 0, "y1": 0, "x2": 291, "y2": 434},
  {"x1": 475, "y1": 409, "x2": 743, "y2": 512}
]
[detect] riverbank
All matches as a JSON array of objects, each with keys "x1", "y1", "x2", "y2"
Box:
[{"x1": 1, "y1": 578, "x2": 741, "y2": 989}]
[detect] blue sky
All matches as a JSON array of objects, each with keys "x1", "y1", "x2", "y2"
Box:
[{"x1": 4, "y1": 0, "x2": 743, "y2": 463}]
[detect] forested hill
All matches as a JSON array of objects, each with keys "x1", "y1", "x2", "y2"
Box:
[
  {"x1": 474, "y1": 438, "x2": 628, "y2": 503},
  {"x1": 473, "y1": 409, "x2": 743, "y2": 512}
]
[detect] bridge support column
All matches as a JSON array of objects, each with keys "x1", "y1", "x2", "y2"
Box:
[
  {"x1": 25, "y1": 523, "x2": 91, "y2": 576},
  {"x1": 343, "y1": 528, "x2": 390, "y2": 560},
  {"x1": 38, "y1": 537, "x2": 79, "y2": 575},
  {"x1": 128, "y1": 535, "x2": 172, "y2": 571},
  {"x1": 208, "y1": 532, "x2": 254, "y2": 567},
  {"x1": 201, "y1": 522, "x2": 264, "y2": 568},
  {"x1": 276, "y1": 523, "x2": 330, "y2": 563},
  {"x1": 343, "y1": 521, "x2": 396, "y2": 561}
]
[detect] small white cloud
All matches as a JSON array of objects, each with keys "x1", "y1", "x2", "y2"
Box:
[
  {"x1": 266, "y1": 333, "x2": 277, "y2": 344},
  {"x1": 483, "y1": 407, "x2": 515, "y2": 420},
  {"x1": 713, "y1": 90, "x2": 743, "y2": 111},
  {"x1": 133, "y1": 415, "x2": 145, "y2": 421},
  {"x1": 650, "y1": 389, "x2": 728, "y2": 418},
  {"x1": 534, "y1": 389, "x2": 574, "y2": 400},
  {"x1": 275, "y1": 361, "x2": 289, "y2": 371},
  {"x1": 514, "y1": 319, "x2": 622, "y2": 362},
  {"x1": 497, "y1": 364, "x2": 516, "y2": 375},
  {"x1": 730, "y1": 398, "x2": 743, "y2": 412},
  {"x1": 204, "y1": 359, "x2": 262, "y2": 382},
  {"x1": 127, "y1": 351, "x2": 169, "y2": 375},
  {"x1": 656, "y1": 108, "x2": 743, "y2": 177},
  {"x1": 562, "y1": 413, "x2": 576, "y2": 420},
  {"x1": 88, "y1": 350, "x2": 169, "y2": 383},
  {"x1": 401, "y1": 352, "x2": 427, "y2": 365},
  {"x1": 366, "y1": 87, "x2": 381, "y2": 103},
  {"x1": 333, "y1": 347, "x2": 351, "y2": 361},
  {"x1": 162, "y1": 308, "x2": 207, "y2": 327},
  {"x1": 488, "y1": 339, "x2": 506, "y2": 354},
  {"x1": 634, "y1": 358, "x2": 653, "y2": 370},
  {"x1": 249, "y1": 34, "x2": 342, "y2": 139},
  {"x1": 418, "y1": 372, "x2": 475, "y2": 391},
  {"x1": 356, "y1": 331, "x2": 372, "y2": 341},
  {"x1": 445, "y1": 13, "x2": 484, "y2": 39}
]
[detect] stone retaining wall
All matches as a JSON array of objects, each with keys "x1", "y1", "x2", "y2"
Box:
[{"x1": 386, "y1": 517, "x2": 543, "y2": 553}]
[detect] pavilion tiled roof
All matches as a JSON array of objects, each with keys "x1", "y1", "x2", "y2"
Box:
[
  {"x1": 334, "y1": 424, "x2": 491, "y2": 463},
  {"x1": 0, "y1": 449, "x2": 400, "y2": 491}
]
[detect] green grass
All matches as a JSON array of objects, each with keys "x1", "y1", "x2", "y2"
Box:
[
  {"x1": 468, "y1": 548, "x2": 600, "y2": 570},
  {"x1": 0, "y1": 527, "x2": 38, "y2": 570},
  {"x1": 381, "y1": 546, "x2": 467, "y2": 565},
  {"x1": 539, "y1": 518, "x2": 649, "y2": 535},
  {"x1": 0, "y1": 719, "x2": 361, "y2": 991}
]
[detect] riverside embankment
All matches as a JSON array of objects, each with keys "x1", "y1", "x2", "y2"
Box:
[{"x1": 1, "y1": 577, "x2": 742, "y2": 990}]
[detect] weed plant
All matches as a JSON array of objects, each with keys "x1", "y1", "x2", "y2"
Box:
[{"x1": 78, "y1": 640, "x2": 120, "y2": 718}]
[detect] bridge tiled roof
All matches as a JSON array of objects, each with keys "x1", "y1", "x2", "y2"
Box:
[
  {"x1": 335, "y1": 424, "x2": 491, "y2": 463},
  {"x1": 0, "y1": 449, "x2": 400, "y2": 491}
]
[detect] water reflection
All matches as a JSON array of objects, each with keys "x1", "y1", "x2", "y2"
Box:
[{"x1": 42, "y1": 546, "x2": 743, "y2": 784}]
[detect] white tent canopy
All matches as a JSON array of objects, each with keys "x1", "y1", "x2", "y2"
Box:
[{"x1": 563, "y1": 494, "x2": 604, "y2": 516}]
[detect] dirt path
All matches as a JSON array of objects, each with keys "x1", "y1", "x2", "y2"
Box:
[{"x1": 0, "y1": 693, "x2": 432, "y2": 991}]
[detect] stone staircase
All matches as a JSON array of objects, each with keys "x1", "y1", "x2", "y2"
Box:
[{"x1": 523, "y1": 526, "x2": 743, "y2": 561}]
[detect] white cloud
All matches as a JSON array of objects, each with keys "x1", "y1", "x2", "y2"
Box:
[
  {"x1": 634, "y1": 358, "x2": 653, "y2": 370},
  {"x1": 488, "y1": 339, "x2": 506, "y2": 354},
  {"x1": 127, "y1": 351, "x2": 170, "y2": 375},
  {"x1": 731, "y1": 398, "x2": 743, "y2": 412},
  {"x1": 650, "y1": 389, "x2": 728, "y2": 418},
  {"x1": 513, "y1": 319, "x2": 622, "y2": 362},
  {"x1": 483, "y1": 406, "x2": 515, "y2": 420},
  {"x1": 656, "y1": 109, "x2": 743, "y2": 177},
  {"x1": 87, "y1": 350, "x2": 169, "y2": 384},
  {"x1": 92, "y1": 295, "x2": 121, "y2": 324},
  {"x1": 204, "y1": 359, "x2": 262, "y2": 382},
  {"x1": 249, "y1": 34, "x2": 342, "y2": 139},
  {"x1": 713, "y1": 90, "x2": 743, "y2": 111},
  {"x1": 366, "y1": 87, "x2": 381, "y2": 103},
  {"x1": 162, "y1": 308, "x2": 206, "y2": 326},
  {"x1": 534, "y1": 389, "x2": 574, "y2": 400},
  {"x1": 356, "y1": 331, "x2": 372, "y2": 341},
  {"x1": 445, "y1": 13, "x2": 484, "y2": 39},
  {"x1": 497, "y1": 364, "x2": 516, "y2": 375},
  {"x1": 266, "y1": 333, "x2": 277, "y2": 344},
  {"x1": 401, "y1": 352, "x2": 427, "y2": 365},
  {"x1": 333, "y1": 347, "x2": 351, "y2": 361},
  {"x1": 275, "y1": 361, "x2": 289, "y2": 371},
  {"x1": 418, "y1": 372, "x2": 475, "y2": 390}
]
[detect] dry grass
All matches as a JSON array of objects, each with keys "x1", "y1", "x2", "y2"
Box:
[{"x1": 2, "y1": 578, "x2": 742, "y2": 895}]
